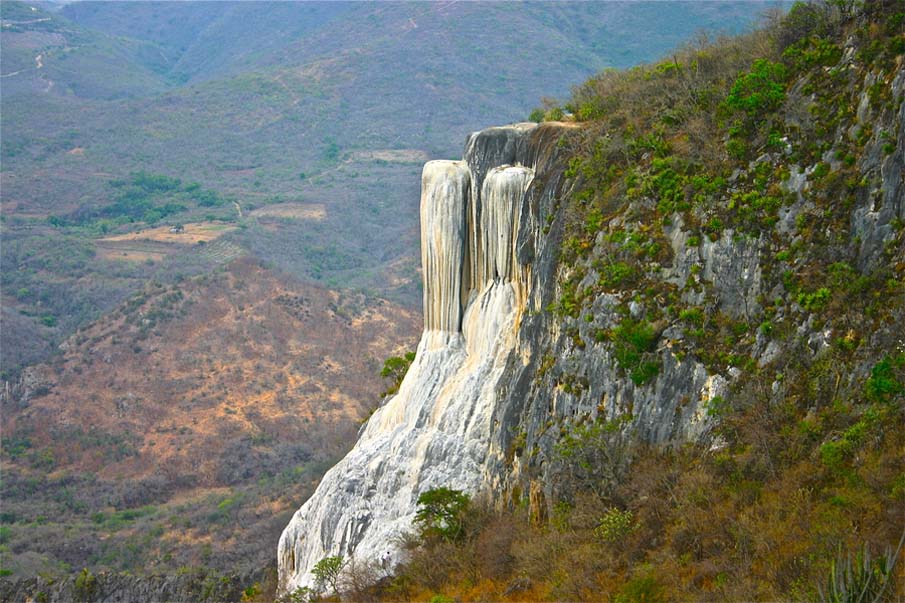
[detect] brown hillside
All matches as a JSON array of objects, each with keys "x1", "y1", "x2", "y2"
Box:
[{"x1": 0, "y1": 257, "x2": 419, "y2": 576}]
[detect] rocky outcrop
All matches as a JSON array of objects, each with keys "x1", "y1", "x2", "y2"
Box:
[
  {"x1": 278, "y1": 37, "x2": 904, "y2": 593},
  {"x1": 277, "y1": 119, "x2": 726, "y2": 592},
  {"x1": 278, "y1": 123, "x2": 562, "y2": 593}
]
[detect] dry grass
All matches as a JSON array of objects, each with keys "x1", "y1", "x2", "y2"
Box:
[
  {"x1": 94, "y1": 221, "x2": 238, "y2": 262},
  {"x1": 4, "y1": 257, "x2": 420, "y2": 482},
  {"x1": 348, "y1": 149, "x2": 430, "y2": 163},
  {"x1": 98, "y1": 221, "x2": 237, "y2": 244},
  {"x1": 249, "y1": 202, "x2": 327, "y2": 220}
]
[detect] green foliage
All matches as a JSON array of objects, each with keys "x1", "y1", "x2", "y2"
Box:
[
  {"x1": 615, "y1": 566, "x2": 665, "y2": 603},
  {"x1": 727, "y1": 190, "x2": 783, "y2": 232},
  {"x1": 783, "y1": 36, "x2": 842, "y2": 71},
  {"x1": 678, "y1": 307, "x2": 704, "y2": 327},
  {"x1": 705, "y1": 395, "x2": 731, "y2": 419},
  {"x1": 584, "y1": 207, "x2": 604, "y2": 235},
  {"x1": 864, "y1": 355, "x2": 905, "y2": 403},
  {"x1": 725, "y1": 59, "x2": 787, "y2": 117},
  {"x1": 322, "y1": 140, "x2": 341, "y2": 162},
  {"x1": 549, "y1": 276, "x2": 583, "y2": 318},
  {"x1": 643, "y1": 158, "x2": 688, "y2": 215},
  {"x1": 545, "y1": 106, "x2": 565, "y2": 121},
  {"x1": 312, "y1": 555, "x2": 346, "y2": 595},
  {"x1": 599, "y1": 261, "x2": 639, "y2": 290},
  {"x1": 797, "y1": 287, "x2": 832, "y2": 313},
  {"x1": 414, "y1": 487, "x2": 471, "y2": 543},
  {"x1": 92, "y1": 505, "x2": 158, "y2": 529},
  {"x1": 74, "y1": 567, "x2": 97, "y2": 603},
  {"x1": 554, "y1": 415, "x2": 631, "y2": 499},
  {"x1": 380, "y1": 351, "x2": 416, "y2": 396},
  {"x1": 812, "y1": 161, "x2": 831, "y2": 180},
  {"x1": 1, "y1": 435, "x2": 32, "y2": 459},
  {"x1": 100, "y1": 172, "x2": 228, "y2": 224},
  {"x1": 594, "y1": 507, "x2": 636, "y2": 544},
  {"x1": 819, "y1": 405, "x2": 884, "y2": 472},
  {"x1": 819, "y1": 544, "x2": 899, "y2": 603},
  {"x1": 611, "y1": 318, "x2": 660, "y2": 385},
  {"x1": 277, "y1": 586, "x2": 316, "y2": 603}
]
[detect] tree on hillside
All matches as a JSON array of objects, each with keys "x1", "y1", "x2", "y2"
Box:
[
  {"x1": 312, "y1": 555, "x2": 346, "y2": 596},
  {"x1": 414, "y1": 487, "x2": 471, "y2": 543}
]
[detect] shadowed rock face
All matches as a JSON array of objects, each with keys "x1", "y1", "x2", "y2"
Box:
[{"x1": 278, "y1": 123, "x2": 542, "y2": 593}]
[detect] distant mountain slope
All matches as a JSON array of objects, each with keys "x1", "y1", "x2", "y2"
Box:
[
  {"x1": 0, "y1": 1, "x2": 172, "y2": 99},
  {"x1": 0, "y1": 258, "x2": 419, "y2": 578},
  {"x1": 59, "y1": 1, "x2": 354, "y2": 84},
  {"x1": 0, "y1": 1, "x2": 777, "y2": 393}
]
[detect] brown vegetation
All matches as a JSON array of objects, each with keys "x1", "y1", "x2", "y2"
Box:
[{"x1": 0, "y1": 258, "x2": 419, "y2": 577}]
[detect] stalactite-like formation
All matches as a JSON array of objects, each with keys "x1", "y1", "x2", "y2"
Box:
[
  {"x1": 479, "y1": 166, "x2": 533, "y2": 284},
  {"x1": 420, "y1": 160, "x2": 533, "y2": 332},
  {"x1": 421, "y1": 160, "x2": 470, "y2": 332}
]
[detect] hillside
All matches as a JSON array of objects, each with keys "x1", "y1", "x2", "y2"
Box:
[
  {"x1": 0, "y1": 1, "x2": 172, "y2": 99},
  {"x1": 272, "y1": 1, "x2": 905, "y2": 602},
  {"x1": 0, "y1": 258, "x2": 419, "y2": 580},
  {"x1": 0, "y1": 1, "x2": 774, "y2": 378}
]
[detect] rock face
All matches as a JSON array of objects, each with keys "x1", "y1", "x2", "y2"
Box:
[
  {"x1": 277, "y1": 52, "x2": 905, "y2": 590},
  {"x1": 278, "y1": 123, "x2": 550, "y2": 593},
  {"x1": 277, "y1": 121, "x2": 741, "y2": 593}
]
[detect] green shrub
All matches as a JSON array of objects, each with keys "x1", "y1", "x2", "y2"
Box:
[
  {"x1": 74, "y1": 568, "x2": 97, "y2": 603},
  {"x1": 276, "y1": 586, "x2": 314, "y2": 603},
  {"x1": 595, "y1": 508, "x2": 636, "y2": 544},
  {"x1": 312, "y1": 555, "x2": 345, "y2": 595},
  {"x1": 612, "y1": 318, "x2": 660, "y2": 385},
  {"x1": 797, "y1": 287, "x2": 831, "y2": 312},
  {"x1": 678, "y1": 307, "x2": 705, "y2": 327},
  {"x1": 819, "y1": 544, "x2": 898, "y2": 603},
  {"x1": 553, "y1": 415, "x2": 631, "y2": 499},
  {"x1": 783, "y1": 36, "x2": 842, "y2": 71},
  {"x1": 545, "y1": 106, "x2": 565, "y2": 121},
  {"x1": 414, "y1": 487, "x2": 471, "y2": 542},
  {"x1": 380, "y1": 351, "x2": 416, "y2": 396},
  {"x1": 864, "y1": 355, "x2": 904, "y2": 403},
  {"x1": 725, "y1": 59, "x2": 787, "y2": 117},
  {"x1": 728, "y1": 190, "x2": 783, "y2": 231},
  {"x1": 599, "y1": 261, "x2": 639, "y2": 290},
  {"x1": 616, "y1": 566, "x2": 665, "y2": 603},
  {"x1": 705, "y1": 395, "x2": 730, "y2": 418}
]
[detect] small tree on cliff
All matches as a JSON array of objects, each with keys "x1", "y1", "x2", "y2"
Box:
[
  {"x1": 312, "y1": 555, "x2": 346, "y2": 596},
  {"x1": 414, "y1": 487, "x2": 471, "y2": 543},
  {"x1": 380, "y1": 351, "x2": 416, "y2": 396}
]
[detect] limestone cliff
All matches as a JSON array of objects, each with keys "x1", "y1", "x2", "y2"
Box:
[
  {"x1": 278, "y1": 13, "x2": 904, "y2": 594},
  {"x1": 278, "y1": 123, "x2": 554, "y2": 592},
  {"x1": 278, "y1": 119, "x2": 757, "y2": 591}
]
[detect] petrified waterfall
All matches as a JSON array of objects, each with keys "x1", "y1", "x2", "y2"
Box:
[{"x1": 277, "y1": 124, "x2": 538, "y2": 593}]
